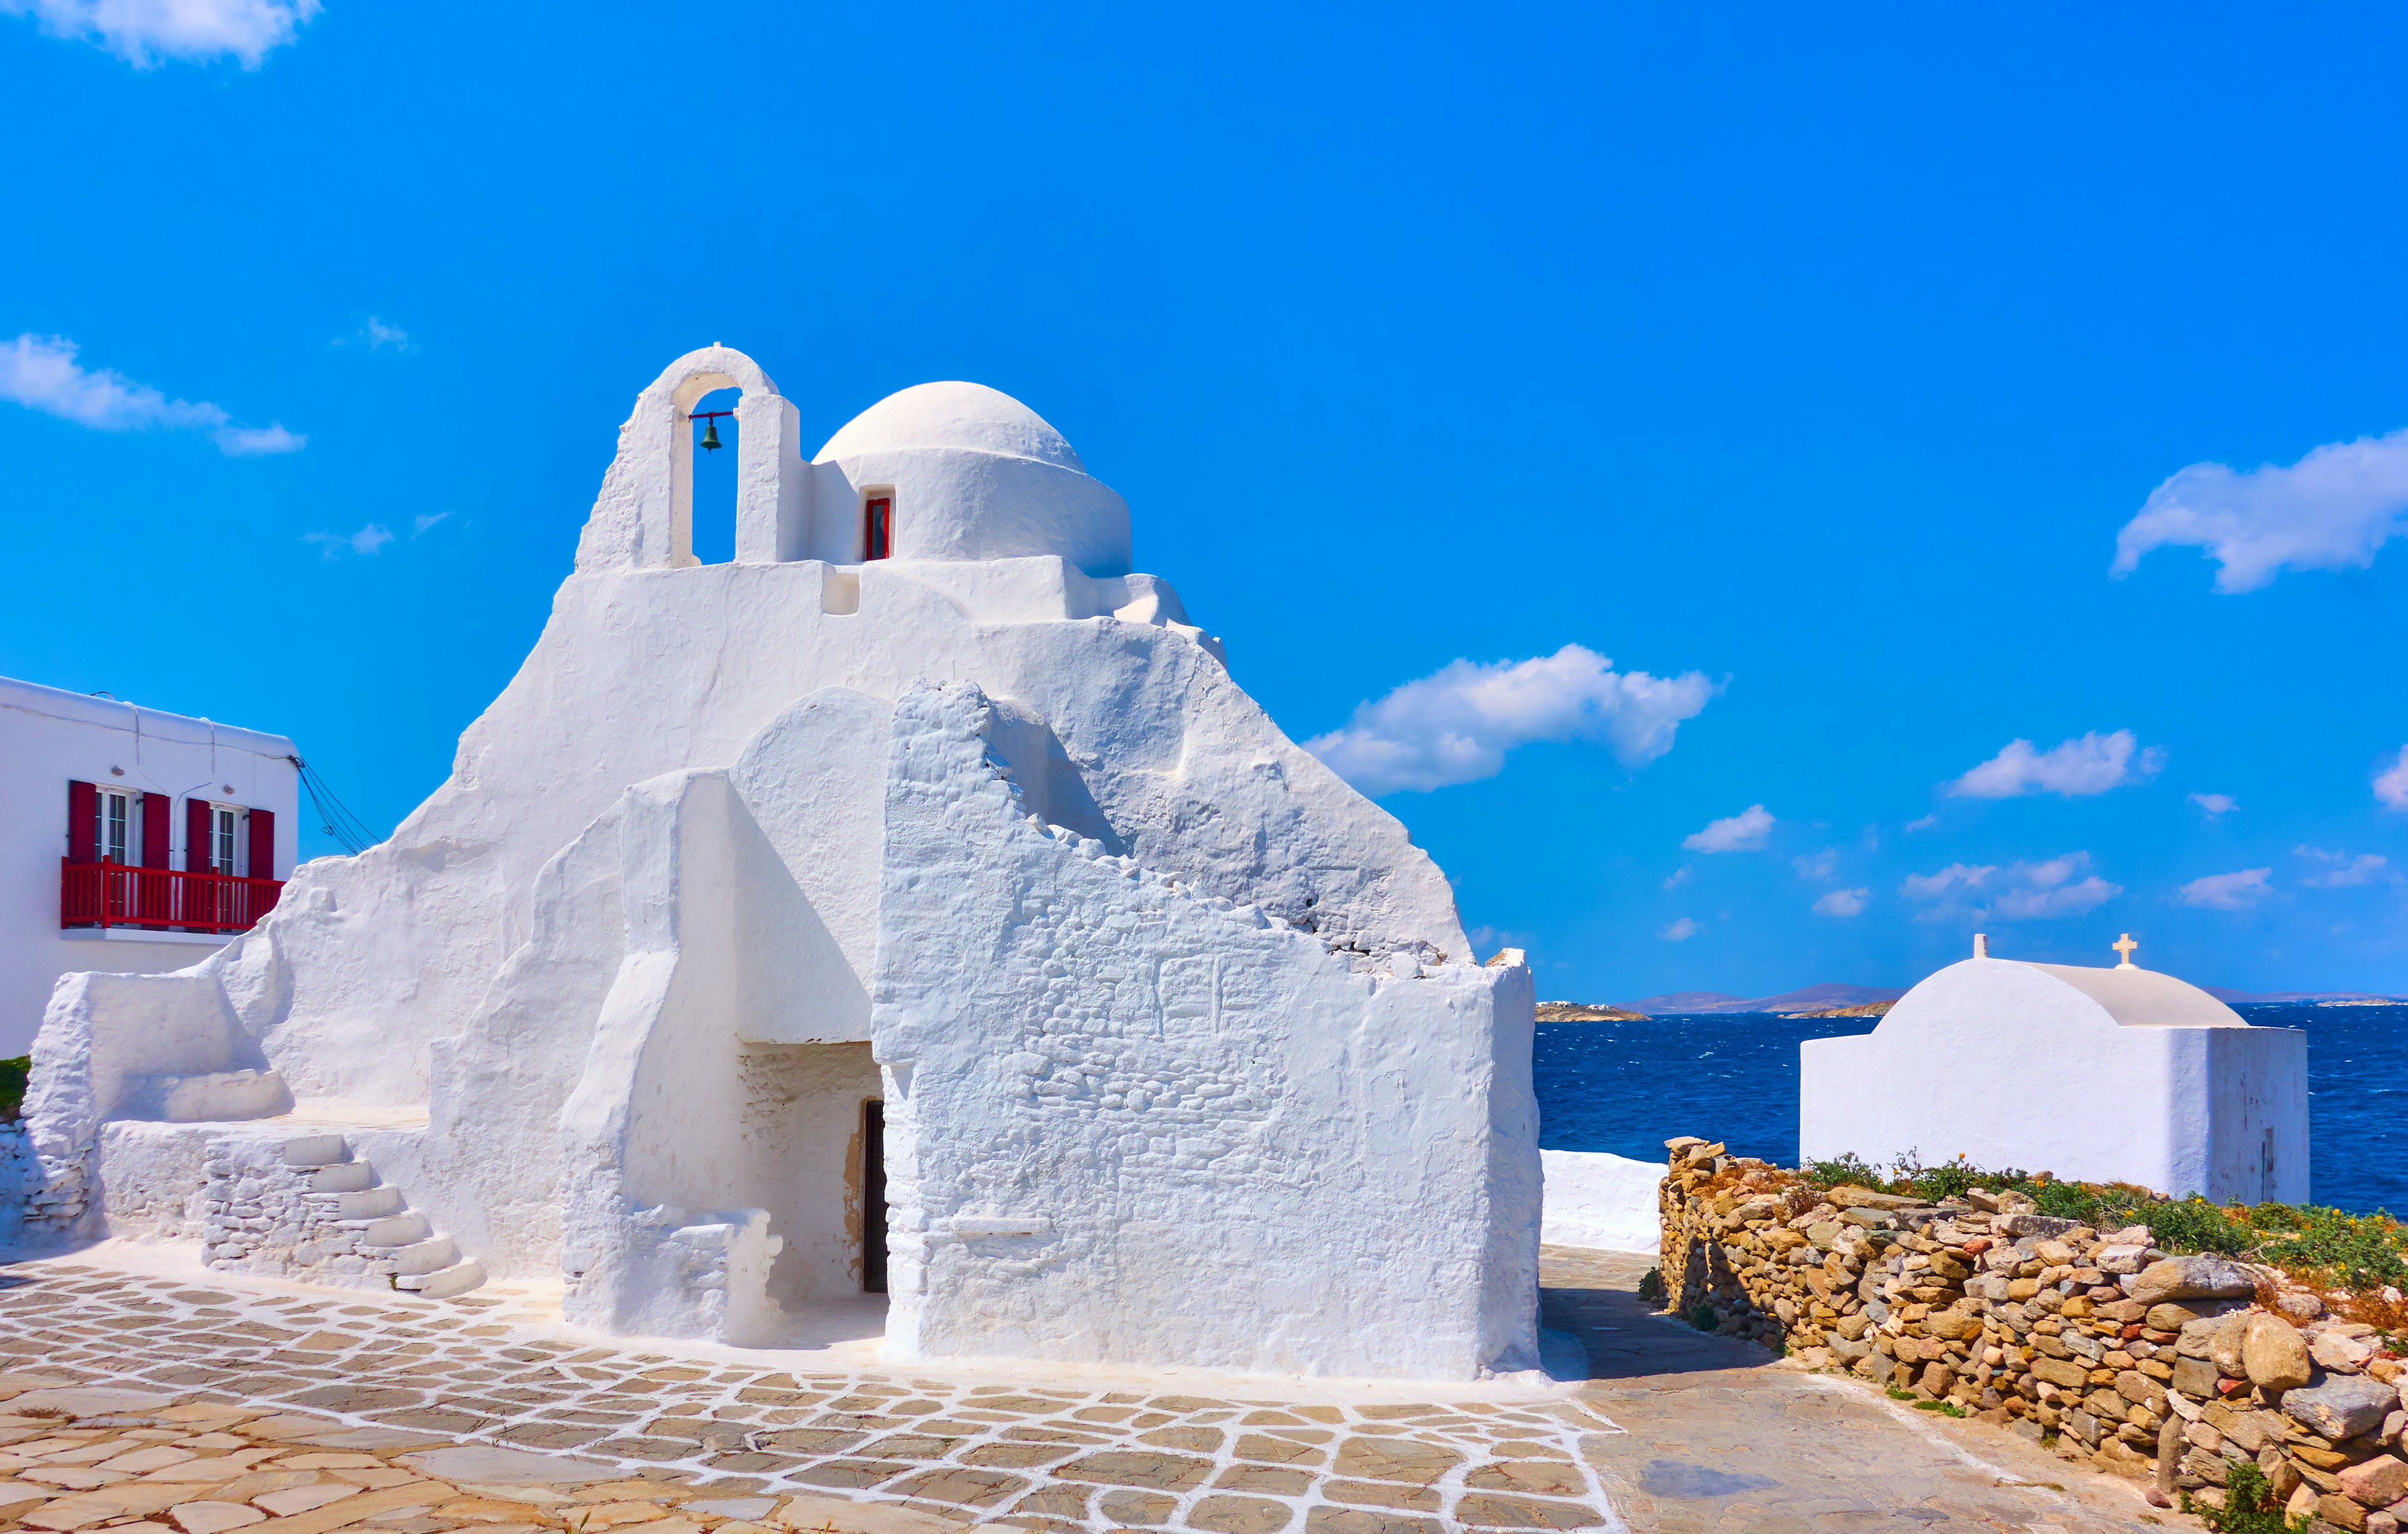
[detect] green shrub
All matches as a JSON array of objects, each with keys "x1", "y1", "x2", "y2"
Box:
[
  {"x1": 2184, "y1": 1459, "x2": 2305, "y2": 1533},
  {"x1": 1779, "y1": 1148, "x2": 2405, "y2": 1296},
  {"x1": 0, "y1": 1056, "x2": 26, "y2": 1122},
  {"x1": 1636, "y1": 1267, "x2": 1665, "y2": 1304},
  {"x1": 1686, "y1": 1302, "x2": 1718, "y2": 1332}
]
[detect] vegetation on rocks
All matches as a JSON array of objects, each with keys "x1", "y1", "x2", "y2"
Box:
[
  {"x1": 1658, "y1": 1134, "x2": 2408, "y2": 1528},
  {"x1": 1800, "y1": 1151, "x2": 2408, "y2": 1320}
]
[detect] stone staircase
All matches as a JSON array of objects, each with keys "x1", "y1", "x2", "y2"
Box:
[{"x1": 280, "y1": 1133, "x2": 487, "y2": 1300}]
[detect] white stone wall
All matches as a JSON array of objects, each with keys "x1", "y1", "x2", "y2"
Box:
[
  {"x1": 872, "y1": 682, "x2": 1541, "y2": 1381},
  {"x1": 1539, "y1": 1149, "x2": 1664, "y2": 1254}
]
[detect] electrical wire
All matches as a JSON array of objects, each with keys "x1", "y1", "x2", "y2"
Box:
[{"x1": 287, "y1": 754, "x2": 381, "y2": 856}]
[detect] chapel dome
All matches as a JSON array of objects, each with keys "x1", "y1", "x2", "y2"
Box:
[{"x1": 816, "y1": 381, "x2": 1087, "y2": 473}]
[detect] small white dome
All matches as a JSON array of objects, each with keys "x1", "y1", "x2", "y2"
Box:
[{"x1": 816, "y1": 382, "x2": 1085, "y2": 473}]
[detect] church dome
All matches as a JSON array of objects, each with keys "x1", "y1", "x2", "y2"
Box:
[{"x1": 816, "y1": 382, "x2": 1087, "y2": 473}]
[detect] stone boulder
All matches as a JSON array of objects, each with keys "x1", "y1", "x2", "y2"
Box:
[
  {"x1": 2128, "y1": 1256, "x2": 2256, "y2": 1305},
  {"x1": 2339, "y1": 1453, "x2": 2408, "y2": 1510},
  {"x1": 2242, "y1": 1315, "x2": 2314, "y2": 1392},
  {"x1": 2283, "y1": 1375, "x2": 2398, "y2": 1442}
]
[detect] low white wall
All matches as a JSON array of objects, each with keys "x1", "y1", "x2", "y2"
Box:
[{"x1": 1539, "y1": 1149, "x2": 1662, "y2": 1255}]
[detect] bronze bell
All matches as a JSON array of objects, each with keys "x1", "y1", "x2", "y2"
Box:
[{"x1": 699, "y1": 418, "x2": 722, "y2": 453}]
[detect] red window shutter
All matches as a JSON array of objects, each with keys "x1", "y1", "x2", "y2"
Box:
[
  {"x1": 137, "y1": 792, "x2": 171, "y2": 922},
  {"x1": 68, "y1": 780, "x2": 97, "y2": 863},
  {"x1": 141, "y1": 794, "x2": 170, "y2": 868},
  {"x1": 187, "y1": 798, "x2": 213, "y2": 873},
  {"x1": 248, "y1": 807, "x2": 275, "y2": 881}
]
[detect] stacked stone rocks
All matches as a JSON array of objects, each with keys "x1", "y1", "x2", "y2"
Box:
[{"x1": 1659, "y1": 1137, "x2": 2408, "y2": 1531}]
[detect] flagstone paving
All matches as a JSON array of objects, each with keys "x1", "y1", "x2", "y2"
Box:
[
  {"x1": 1546, "y1": 1248, "x2": 2182, "y2": 1534},
  {"x1": 0, "y1": 1247, "x2": 2194, "y2": 1533},
  {"x1": 0, "y1": 1254, "x2": 1625, "y2": 1534}
]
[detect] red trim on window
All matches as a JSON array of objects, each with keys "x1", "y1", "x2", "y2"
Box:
[
  {"x1": 187, "y1": 797, "x2": 213, "y2": 874},
  {"x1": 139, "y1": 792, "x2": 171, "y2": 921},
  {"x1": 68, "y1": 781, "x2": 97, "y2": 864},
  {"x1": 248, "y1": 807, "x2": 275, "y2": 883},
  {"x1": 863, "y1": 496, "x2": 892, "y2": 561},
  {"x1": 140, "y1": 794, "x2": 169, "y2": 869}
]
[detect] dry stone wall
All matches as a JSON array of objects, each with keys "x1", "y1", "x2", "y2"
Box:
[{"x1": 1659, "y1": 1137, "x2": 2408, "y2": 1532}]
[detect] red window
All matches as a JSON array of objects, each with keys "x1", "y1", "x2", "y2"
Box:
[{"x1": 863, "y1": 496, "x2": 892, "y2": 561}]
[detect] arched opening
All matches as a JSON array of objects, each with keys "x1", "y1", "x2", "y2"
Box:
[{"x1": 685, "y1": 386, "x2": 741, "y2": 565}]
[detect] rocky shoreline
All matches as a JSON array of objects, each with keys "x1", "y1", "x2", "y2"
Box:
[{"x1": 1656, "y1": 1137, "x2": 2408, "y2": 1531}]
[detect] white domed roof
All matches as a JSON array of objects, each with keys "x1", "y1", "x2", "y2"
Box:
[{"x1": 816, "y1": 382, "x2": 1085, "y2": 473}]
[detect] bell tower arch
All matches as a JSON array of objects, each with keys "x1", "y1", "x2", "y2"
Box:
[{"x1": 574, "y1": 345, "x2": 810, "y2": 572}]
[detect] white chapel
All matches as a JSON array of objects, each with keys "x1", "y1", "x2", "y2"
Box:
[
  {"x1": 13, "y1": 347, "x2": 1543, "y2": 1383},
  {"x1": 1799, "y1": 934, "x2": 2308, "y2": 1203}
]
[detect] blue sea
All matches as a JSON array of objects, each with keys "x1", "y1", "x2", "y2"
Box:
[{"x1": 1533, "y1": 1002, "x2": 2408, "y2": 1216}]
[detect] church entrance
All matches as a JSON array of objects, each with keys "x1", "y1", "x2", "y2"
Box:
[{"x1": 863, "y1": 1099, "x2": 888, "y2": 1293}]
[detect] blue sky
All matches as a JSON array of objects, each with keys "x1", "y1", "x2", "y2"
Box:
[{"x1": 4, "y1": 3, "x2": 2405, "y2": 999}]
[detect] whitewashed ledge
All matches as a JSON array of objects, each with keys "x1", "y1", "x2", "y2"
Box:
[{"x1": 1541, "y1": 1148, "x2": 1664, "y2": 1255}]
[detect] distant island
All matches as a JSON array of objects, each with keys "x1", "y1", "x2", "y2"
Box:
[
  {"x1": 1619, "y1": 982, "x2": 1907, "y2": 1016},
  {"x1": 1535, "y1": 980, "x2": 2400, "y2": 1026}
]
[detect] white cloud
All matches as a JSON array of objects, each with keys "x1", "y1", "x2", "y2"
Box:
[
  {"x1": 1684, "y1": 804, "x2": 1773, "y2": 854},
  {"x1": 1, "y1": 0, "x2": 319, "y2": 66},
  {"x1": 2112, "y1": 426, "x2": 2408, "y2": 593},
  {"x1": 1991, "y1": 854, "x2": 2120, "y2": 919},
  {"x1": 1903, "y1": 853, "x2": 2119, "y2": 922},
  {"x1": 305, "y1": 523, "x2": 393, "y2": 559},
  {"x1": 1903, "y1": 813, "x2": 1939, "y2": 833},
  {"x1": 0, "y1": 334, "x2": 302, "y2": 456},
  {"x1": 1792, "y1": 849, "x2": 1837, "y2": 881},
  {"x1": 2189, "y1": 792, "x2": 2238, "y2": 817},
  {"x1": 2180, "y1": 868, "x2": 2273, "y2": 910},
  {"x1": 1813, "y1": 887, "x2": 1869, "y2": 918},
  {"x1": 1661, "y1": 866, "x2": 1691, "y2": 890},
  {"x1": 1305, "y1": 644, "x2": 1714, "y2": 796},
  {"x1": 2298, "y1": 847, "x2": 2390, "y2": 888},
  {"x1": 1901, "y1": 863, "x2": 1995, "y2": 903},
  {"x1": 2378, "y1": 747, "x2": 2408, "y2": 812},
  {"x1": 1947, "y1": 731, "x2": 2162, "y2": 799},
  {"x1": 362, "y1": 317, "x2": 410, "y2": 350},
  {"x1": 1659, "y1": 917, "x2": 1700, "y2": 942},
  {"x1": 413, "y1": 512, "x2": 450, "y2": 537}
]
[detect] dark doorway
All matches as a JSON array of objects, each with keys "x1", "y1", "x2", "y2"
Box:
[{"x1": 862, "y1": 1100, "x2": 888, "y2": 1293}]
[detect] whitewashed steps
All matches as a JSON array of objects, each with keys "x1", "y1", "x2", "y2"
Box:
[
  {"x1": 397, "y1": 1258, "x2": 487, "y2": 1298},
  {"x1": 281, "y1": 1132, "x2": 485, "y2": 1300}
]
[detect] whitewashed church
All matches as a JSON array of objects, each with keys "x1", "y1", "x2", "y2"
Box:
[
  {"x1": 16, "y1": 348, "x2": 1543, "y2": 1382},
  {"x1": 1799, "y1": 935, "x2": 2308, "y2": 1202}
]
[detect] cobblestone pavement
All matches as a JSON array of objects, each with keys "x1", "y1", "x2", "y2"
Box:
[
  {"x1": 1543, "y1": 1249, "x2": 2182, "y2": 1534},
  {"x1": 0, "y1": 1251, "x2": 1626, "y2": 1534},
  {"x1": 0, "y1": 1246, "x2": 2202, "y2": 1533}
]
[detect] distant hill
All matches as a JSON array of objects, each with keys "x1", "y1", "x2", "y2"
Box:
[
  {"x1": 2204, "y1": 987, "x2": 2403, "y2": 1005},
  {"x1": 1620, "y1": 982, "x2": 1908, "y2": 1016}
]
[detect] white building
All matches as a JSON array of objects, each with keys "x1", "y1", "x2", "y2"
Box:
[
  {"x1": 16, "y1": 347, "x2": 1543, "y2": 1384},
  {"x1": 1798, "y1": 937, "x2": 2308, "y2": 1204},
  {"x1": 0, "y1": 677, "x2": 297, "y2": 1058}
]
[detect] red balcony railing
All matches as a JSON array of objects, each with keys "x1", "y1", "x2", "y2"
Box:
[{"x1": 60, "y1": 859, "x2": 285, "y2": 936}]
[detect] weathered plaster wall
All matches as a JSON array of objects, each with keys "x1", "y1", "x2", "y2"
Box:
[{"x1": 872, "y1": 682, "x2": 1540, "y2": 1381}]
